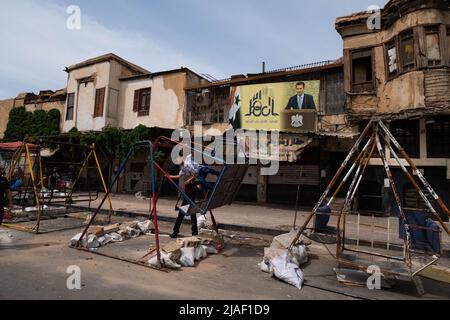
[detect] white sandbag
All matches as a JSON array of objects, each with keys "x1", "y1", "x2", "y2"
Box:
[
  {"x1": 137, "y1": 220, "x2": 153, "y2": 234},
  {"x1": 194, "y1": 245, "x2": 207, "y2": 260},
  {"x1": 86, "y1": 234, "x2": 100, "y2": 249},
  {"x1": 127, "y1": 227, "x2": 141, "y2": 238},
  {"x1": 258, "y1": 260, "x2": 272, "y2": 274},
  {"x1": 69, "y1": 233, "x2": 91, "y2": 247},
  {"x1": 98, "y1": 234, "x2": 113, "y2": 246},
  {"x1": 108, "y1": 232, "x2": 124, "y2": 242},
  {"x1": 289, "y1": 245, "x2": 309, "y2": 267},
  {"x1": 148, "y1": 252, "x2": 181, "y2": 270},
  {"x1": 197, "y1": 214, "x2": 207, "y2": 230},
  {"x1": 203, "y1": 245, "x2": 218, "y2": 255},
  {"x1": 269, "y1": 253, "x2": 304, "y2": 290},
  {"x1": 179, "y1": 247, "x2": 196, "y2": 267}
]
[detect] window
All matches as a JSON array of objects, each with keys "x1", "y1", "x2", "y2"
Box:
[
  {"x1": 133, "y1": 88, "x2": 151, "y2": 116},
  {"x1": 399, "y1": 30, "x2": 416, "y2": 71},
  {"x1": 66, "y1": 93, "x2": 75, "y2": 121},
  {"x1": 427, "y1": 116, "x2": 450, "y2": 158},
  {"x1": 447, "y1": 26, "x2": 450, "y2": 65},
  {"x1": 386, "y1": 40, "x2": 398, "y2": 77},
  {"x1": 425, "y1": 26, "x2": 441, "y2": 66},
  {"x1": 390, "y1": 120, "x2": 420, "y2": 158},
  {"x1": 94, "y1": 88, "x2": 105, "y2": 118},
  {"x1": 351, "y1": 49, "x2": 374, "y2": 92}
]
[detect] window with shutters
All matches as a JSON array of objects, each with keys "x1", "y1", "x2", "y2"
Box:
[
  {"x1": 133, "y1": 88, "x2": 151, "y2": 117},
  {"x1": 94, "y1": 88, "x2": 105, "y2": 118},
  {"x1": 425, "y1": 26, "x2": 441, "y2": 66},
  {"x1": 399, "y1": 30, "x2": 416, "y2": 72},
  {"x1": 66, "y1": 93, "x2": 75, "y2": 121},
  {"x1": 385, "y1": 39, "x2": 398, "y2": 78},
  {"x1": 350, "y1": 48, "x2": 374, "y2": 92}
]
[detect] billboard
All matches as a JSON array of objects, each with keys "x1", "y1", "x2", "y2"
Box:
[{"x1": 229, "y1": 80, "x2": 320, "y2": 131}]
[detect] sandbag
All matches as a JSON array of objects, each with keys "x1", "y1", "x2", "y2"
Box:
[
  {"x1": 289, "y1": 245, "x2": 309, "y2": 267},
  {"x1": 269, "y1": 253, "x2": 304, "y2": 290},
  {"x1": 197, "y1": 214, "x2": 207, "y2": 230},
  {"x1": 148, "y1": 252, "x2": 181, "y2": 270},
  {"x1": 179, "y1": 247, "x2": 196, "y2": 267},
  {"x1": 137, "y1": 220, "x2": 154, "y2": 234},
  {"x1": 258, "y1": 260, "x2": 272, "y2": 274},
  {"x1": 194, "y1": 246, "x2": 207, "y2": 260},
  {"x1": 203, "y1": 245, "x2": 218, "y2": 255}
]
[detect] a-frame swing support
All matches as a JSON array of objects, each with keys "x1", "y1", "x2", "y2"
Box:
[
  {"x1": 289, "y1": 120, "x2": 450, "y2": 295},
  {"x1": 4, "y1": 142, "x2": 113, "y2": 234}
]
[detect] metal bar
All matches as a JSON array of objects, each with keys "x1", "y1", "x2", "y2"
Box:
[
  {"x1": 149, "y1": 141, "x2": 162, "y2": 267},
  {"x1": 382, "y1": 134, "x2": 450, "y2": 235},
  {"x1": 25, "y1": 144, "x2": 42, "y2": 234},
  {"x1": 344, "y1": 247, "x2": 404, "y2": 261},
  {"x1": 290, "y1": 121, "x2": 375, "y2": 249},
  {"x1": 77, "y1": 146, "x2": 134, "y2": 247},
  {"x1": 338, "y1": 130, "x2": 377, "y2": 257},
  {"x1": 375, "y1": 128, "x2": 414, "y2": 277},
  {"x1": 378, "y1": 121, "x2": 450, "y2": 222},
  {"x1": 92, "y1": 144, "x2": 114, "y2": 222}
]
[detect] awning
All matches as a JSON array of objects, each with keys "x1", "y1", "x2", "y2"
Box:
[{"x1": 0, "y1": 142, "x2": 40, "y2": 152}]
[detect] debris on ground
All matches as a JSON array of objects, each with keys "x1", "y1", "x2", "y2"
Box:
[
  {"x1": 258, "y1": 230, "x2": 311, "y2": 290},
  {"x1": 148, "y1": 236, "x2": 219, "y2": 269},
  {"x1": 69, "y1": 220, "x2": 155, "y2": 249}
]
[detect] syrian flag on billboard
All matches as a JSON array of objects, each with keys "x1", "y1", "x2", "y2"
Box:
[{"x1": 229, "y1": 86, "x2": 241, "y2": 130}]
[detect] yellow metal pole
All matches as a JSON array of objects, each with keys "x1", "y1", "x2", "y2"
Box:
[
  {"x1": 92, "y1": 144, "x2": 114, "y2": 222},
  {"x1": 7, "y1": 143, "x2": 25, "y2": 181},
  {"x1": 25, "y1": 144, "x2": 42, "y2": 233}
]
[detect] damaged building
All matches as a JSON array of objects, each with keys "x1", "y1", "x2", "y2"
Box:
[{"x1": 336, "y1": 0, "x2": 450, "y2": 218}]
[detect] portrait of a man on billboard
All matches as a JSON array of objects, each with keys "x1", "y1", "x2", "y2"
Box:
[{"x1": 285, "y1": 81, "x2": 316, "y2": 110}]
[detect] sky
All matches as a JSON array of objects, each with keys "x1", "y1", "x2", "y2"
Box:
[{"x1": 0, "y1": 0, "x2": 388, "y2": 99}]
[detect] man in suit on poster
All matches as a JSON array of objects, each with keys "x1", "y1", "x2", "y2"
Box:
[{"x1": 285, "y1": 81, "x2": 316, "y2": 110}]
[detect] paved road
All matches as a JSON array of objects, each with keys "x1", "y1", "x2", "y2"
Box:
[{"x1": 1, "y1": 217, "x2": 449, "y2": 300}]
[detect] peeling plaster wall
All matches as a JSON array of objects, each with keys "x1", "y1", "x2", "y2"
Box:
[
  {"x1": 64, "y1": 62, "x2": 111, "y2": 132},
  {"x1": 343, "y1": 9, "x2": 449, "y2": 117},
  {"x1": 119, "y1": 73, "x2": 186, "y2": 130}
]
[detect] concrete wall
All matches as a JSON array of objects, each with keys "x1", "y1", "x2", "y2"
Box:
[
  {"x1": 63, "y1": 61, "x2": 111, "y2": 132},
  {"x1": 119, "y1": 72, "x2": 187, "y2": 130}
]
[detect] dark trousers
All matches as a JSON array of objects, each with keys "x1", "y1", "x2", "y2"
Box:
[
  {"x1": 173, "y1": 183, "x2": 198, "y2": 235},
  {"x1": 0, "y1": 206, "x2": 4, "y2": 225}
]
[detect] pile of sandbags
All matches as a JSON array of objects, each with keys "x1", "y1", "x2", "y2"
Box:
[
  {"x1": 148, "y1": 236, "x2": 219, "y2": 270},
  {"x1": 69, "y1": 220, "x2": 155, "y2": 249},
  {"x1": 258, "y1": 230, "x2": 311, "y2": 290}
]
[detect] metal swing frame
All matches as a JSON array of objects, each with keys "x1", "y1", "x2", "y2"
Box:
[
  {"x1": 289, "y1": 120, "x2": 450, "y2": 295},
  {"x1": 75, "y1": 136, "x2": 249, "y2": 269},
  {"x1": 3, "y1": 140, "x2": 113, "y2": 234}
]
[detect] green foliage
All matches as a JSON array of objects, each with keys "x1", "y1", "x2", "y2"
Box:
[{"x1": 3, "y1": 107, "x2": 61, "y2": 142}]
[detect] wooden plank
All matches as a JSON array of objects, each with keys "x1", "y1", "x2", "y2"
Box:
[{"x1": 418, "y1": 264, "x2": 450, "y2": 284}]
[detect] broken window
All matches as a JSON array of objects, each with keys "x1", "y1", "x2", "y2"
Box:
[
  {"x1": 403, "y1": 184, "x2": 428, "y2": 210},
  {"x1": 133, "y1": 88, "x2": 151, "y2": 117},
  {"x1": 399, "y1": 30, "x2": 416, "y2": 71},
  {"x1": 386, "y1": 40, "x2": 398, "y2": 77},
  {"x1": 351, "y1": 49, "x2": 374, "y2": 92},
  {"x1": 94, "y1": 87, "x2": 105, "y2": 118},
  {"x1": 390, "y1": 120, "x2": 420, "y2": 158},
  {"x1": 66, "y1": 93, "x2": 75, "y2": 121},
  {"x1": 425, "y1": 26, "x2": 441, "y2": 66},
  {"x1": 427, "y1": 116, "x2": 450, "y2": 158}
]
